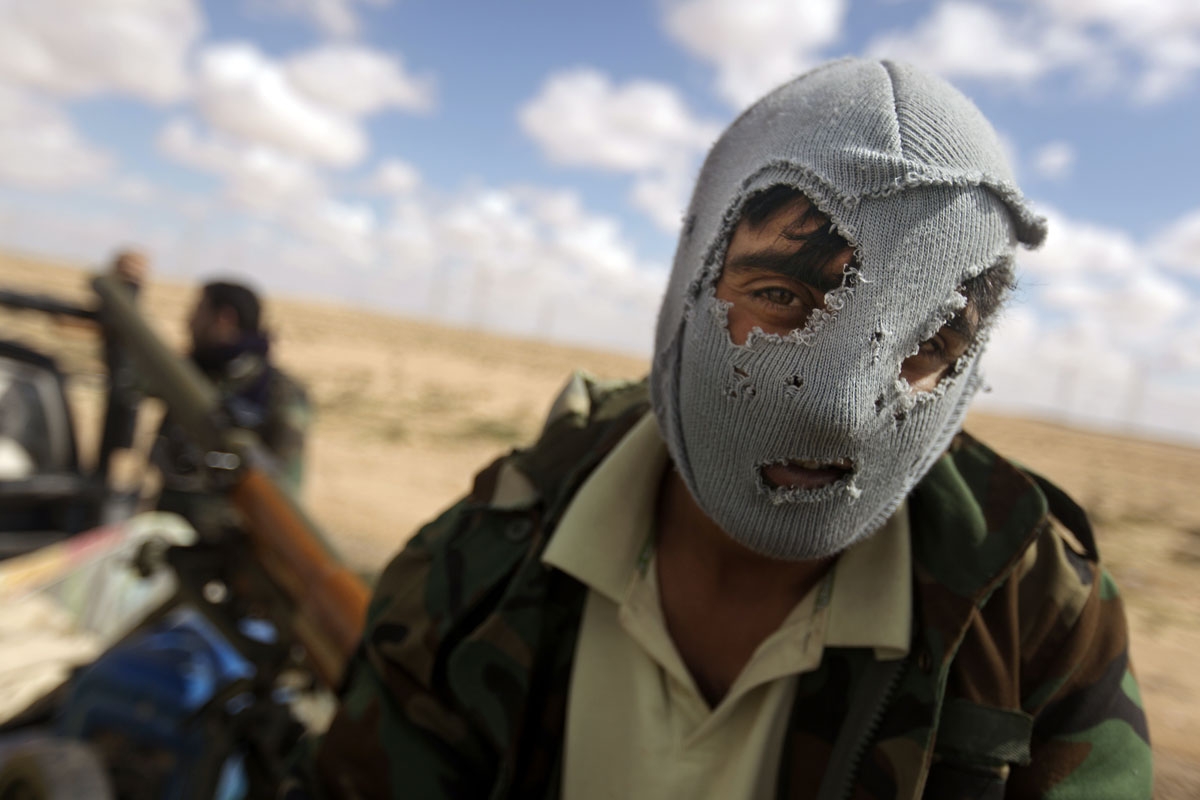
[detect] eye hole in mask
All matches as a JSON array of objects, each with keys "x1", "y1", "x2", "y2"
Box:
[
  {"x1": 714, "y1": 188, "x2": 858, "y2": 347},
  {"x1": 901, "y1": 321, "x2": 971, "y2": 394},
  {"x1": 900, "y1": 261, "x2": 1015, "y2": 394}
]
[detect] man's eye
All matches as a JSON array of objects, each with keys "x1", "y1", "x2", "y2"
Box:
[
  {"x1": 755, "y1": 287, "x2": 800, "y2": 307},
  {"x1": 918, "y1": 337, "x2": 946, "y2": 358}
]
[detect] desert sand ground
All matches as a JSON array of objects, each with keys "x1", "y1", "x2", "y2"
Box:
[{"x1": 2, "y1": 251, "x2": 1197, "y2": 796}]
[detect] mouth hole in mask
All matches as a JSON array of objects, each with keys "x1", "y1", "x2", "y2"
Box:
[{"x1": 756, "y1": 457, "x2": 859, "y2": 504}]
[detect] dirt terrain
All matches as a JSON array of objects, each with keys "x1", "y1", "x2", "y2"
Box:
[{"x1": 2, "y1": 252, "x2": 1197, "y2": 796}]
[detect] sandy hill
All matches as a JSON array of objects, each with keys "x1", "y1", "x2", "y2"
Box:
[{"x1": 2, "y1": 251, "x2": 1196, "y2": 795}]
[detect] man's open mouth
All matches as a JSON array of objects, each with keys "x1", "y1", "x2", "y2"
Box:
[{"x1": 759, "y1": 458, "x2": 854, "y2": 491}]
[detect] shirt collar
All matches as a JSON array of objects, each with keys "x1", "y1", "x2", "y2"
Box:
[
  {"x1": 543, "y1": 411, "x2": 911, "y2": 659},
  {"x1": 542, "y1": 411, "x2": 667, "y2": 602}
]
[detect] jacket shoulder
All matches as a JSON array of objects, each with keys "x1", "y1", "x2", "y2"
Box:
[
  {"x1": 364, "y1": 371, "x2": 647, "y2": 683},
  {"x1": 499, "y1": 371, "x2": 649, "y2": 509},
  {"x1": 266, "y1": 365, "x2": 311, "y2": 410},
  {"x1": 931, "y1": 430, "x2": 1099, "y2": 619}
]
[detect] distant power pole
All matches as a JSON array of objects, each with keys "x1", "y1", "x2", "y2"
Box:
[
  {"x1": 427, "y1": 261, "x2": 448, "y2": 321},
  {"x1": 1121, "y1": 362, "x2": 1147, "y2": 433},
  {"x1": 468, "y1": 264, "x2": 490, "y2": 330},
  {"x1": 535, "y1": 295, "x2": 555, "y2": 339},
  {"x1": 1054, "y1": 362, "x2": 1078, "y2": 424}
]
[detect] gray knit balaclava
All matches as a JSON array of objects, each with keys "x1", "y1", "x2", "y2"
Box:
[{"x1": 649, "y1": 59, "x2": 1046, "y2": 560}]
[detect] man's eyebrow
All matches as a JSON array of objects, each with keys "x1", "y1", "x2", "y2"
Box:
[
  {"x1": 723, "y1": 248, "x2": 846, "y2": 294},
  {"x1": 942, "y1": 304, "x2": 979, "y2": 342}
]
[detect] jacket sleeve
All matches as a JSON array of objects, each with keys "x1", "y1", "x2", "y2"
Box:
[
  {"x1": 1007, "y1": 543, "x2": 1153, "y2": 799},
  {"x1": 282, "y1": 500, "x2": 498, "y2": 800}
]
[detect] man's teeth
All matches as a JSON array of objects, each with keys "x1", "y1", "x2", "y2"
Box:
[{"x1": 793, "y1": 459, "x2": 850, "y2": 470}]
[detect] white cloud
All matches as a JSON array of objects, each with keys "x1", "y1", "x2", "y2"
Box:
[
  {"x1": 1172, "y1": 323, "x2": 1200, "y2": 370},
  {"x1": 0, "y1": 0, "x2": 201, "y2": 103},
  {"x1": 1016, "y1": 207, "x2": 1189, "y2": 343},
  {"x1": 301, "y1": 198, "x2": 377, "y2": 263},
  {"x1": 519, "y1": 69, "x2": 719, "y2": 233},
  {"x1": 158, "y1": 118, "x2": 376, "y2": 263},
  {"x1": 980, "y1": 296, "x2": 1192, "y2": 437},
  {"x1": 1032, "y1": 141, "x2": 1075, "y2": 180},
  {"x1": 1116, "y1": 271, "x2": 1190, "y2": 328},
  {"x1": 519, "y1": 69, "x2": 719, "y2": 172},
  {"x1": 866, "y1": 2, "x2": 1081, "y2": 84},
  {"x1": 380, "y1": 199, "x2": 436, "y2": 270},
  {"x1": 380, "y1": 185, "x2": 667, "y2": 351},
  {"x1": 0, "y1": 203, "x2": 163, "y2": 267},
  {"x1": 195, "y1": 43, "x2": 367, "y2": 167},
  {"x1": 865, "y1": 0, "x2": 1200, "y2": 103},
  {"x1": 159, "y1": 118, "x2": 325, "y2": 210},
  {"x1": 1036, "y1": 268, "x2": 1189, "y2": 335},
  {"x1": 526, "y1": 189, "x2": 644, "y2": 281},
  {"x1": 286, "y1": 44, "x2": 434, "y2": 115},
  {"x1": 0, "y1": 86, "x2": 110, "y2": 188},
  {"x1": 630, "y1": 169, "x2": 696, "y2": 233},
  {"x1": 365, "y1": 158, "x2": 421, "y2": 195},
  {"x1": 1017, "y1": 207, "x2": 1137, "y2": 278},
  {"x1": 978, "y1": 203, "x2": 1199, "y2": 437},
  {"x1": 662, "y1": 0, "x2": 848, "y2": 107},
  {"x1": 252, "y1": 0, "x2": 391, "y2": 38},
  {"x1": 1155, "y1": 208, "x2": 1200, "y2": 276},
  {"x1": 111, "y1": 175, "x2": 159, "y2": 204},
  {"x1": 194, "y1": 42, "x2": 434, "y2": 169},
  {"x1": 440, "y1": 189, "x2": 540, "y2": 272}
]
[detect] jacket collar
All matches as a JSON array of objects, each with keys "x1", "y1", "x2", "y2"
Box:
[{"x1": 909, "y1": 431, "x2": 1048, "y2": 602}]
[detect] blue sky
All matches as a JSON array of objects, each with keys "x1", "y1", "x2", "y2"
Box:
[{"x1": 1, "y1": 0, "x2": 1198, "y2": 441}]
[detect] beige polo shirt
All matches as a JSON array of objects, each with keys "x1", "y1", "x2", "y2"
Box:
[{"x1": 542, "y1": 412, "x2": 912, "y2": 800}]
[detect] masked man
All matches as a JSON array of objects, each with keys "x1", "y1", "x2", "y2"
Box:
[
  {"x1": 290, "y1": 59, "x2": 1151, "y2": 799},
  {"x1": 154, "y1": 280, "x2": 310, "y2": 526}
]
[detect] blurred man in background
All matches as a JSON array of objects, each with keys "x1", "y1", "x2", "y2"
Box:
[
  {"x1": 291, "y1": 58, "x2": 1150, "y2": 799},
  {"x1": 154, "y1": 280, "x2": 310, "y2": 526},
  {"x1": 95, "y1": 248, "x2": 149, "y2": 484}
]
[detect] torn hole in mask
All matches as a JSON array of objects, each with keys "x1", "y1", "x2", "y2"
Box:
[
  {"x1": 725, "y1": 364, "x2": 758, "y2": 400},
  {"x1": 709, "y1": 293, "x2": 735, "y2": 324},
  {"x1": 784, "y1": 374, "x2": 805, "y2": 398},
  {"x1": 899, "y1": 323, "x2": 990, "y2": 398},
  {"x1": 889, "y1": 388, "x2": 920, "y2": 428},
  {"x1": 913, "y1": 288, "x2": 969, "y2": 348},
  {"x1": 875, "y1": 377, "x2": 938, "y2": 421},
  {"x1": 740, "y1": 263, "x2": 865, "y2": 348},
  {"x1": 870, "y1": 326, "x2": 889, "y2": 365},
  {"x1": 896, "y1": 288, "x2": 976, "y2": 394}
]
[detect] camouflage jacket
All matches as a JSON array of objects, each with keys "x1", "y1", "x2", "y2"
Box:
[{"x1": 292, "y1": 374, "x2": 1151, "y2": 800}]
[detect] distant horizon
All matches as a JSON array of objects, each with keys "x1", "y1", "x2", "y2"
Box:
[{"x1": 4, "y1": 245, "x2": 1196, "y2": 451}]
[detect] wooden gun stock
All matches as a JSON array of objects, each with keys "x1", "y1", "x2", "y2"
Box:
[{"x1": 229, "y1": 468, "x2": 367, "y2": 686}]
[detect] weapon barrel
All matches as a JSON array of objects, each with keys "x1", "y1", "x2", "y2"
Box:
[
  {"x1": 0, "y1": 288, "x2": 97, "y2": 320},
  {"x1": 92, "y1": 276, "x2": 221, "y2": 448}
]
